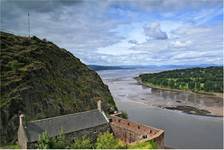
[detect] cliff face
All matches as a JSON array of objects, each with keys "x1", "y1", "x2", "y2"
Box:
[{"x1": 0, "y1": 32, "x2": 117, "y2": 144}]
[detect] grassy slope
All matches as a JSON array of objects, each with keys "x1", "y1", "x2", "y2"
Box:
[{"x1": 0, "y1": 32, "x2": 117, "y2": 144}]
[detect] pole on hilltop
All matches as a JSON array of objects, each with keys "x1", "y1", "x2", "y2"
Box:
[{"x1": 28, "y1": 11, "x2": 30, "y2": 38}]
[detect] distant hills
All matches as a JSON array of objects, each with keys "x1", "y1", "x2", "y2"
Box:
[
  {"x1": 88, "y1": 64, "x2": 222, "y2": 71},
  {"x1": 0, "y1": 32, "x2": 116, "y2": 144},
  {"x1": 88, "y1": 65, "x2": 128, "y2": 71}
]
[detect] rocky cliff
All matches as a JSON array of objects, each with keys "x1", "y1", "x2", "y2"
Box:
[{"x1": 0, "y1": 32, "x2": 117, "y2": 144}]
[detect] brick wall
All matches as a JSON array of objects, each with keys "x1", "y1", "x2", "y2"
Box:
[{"x1": 110, "y1": 116, "x2": 164, "y2": 148}]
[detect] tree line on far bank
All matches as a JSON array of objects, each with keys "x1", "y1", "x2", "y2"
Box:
[{"x1": 139, "y1": 66, "x2": 223, "y2": 93}]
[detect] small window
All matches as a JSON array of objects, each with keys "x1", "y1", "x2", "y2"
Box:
[
  {"x1": 143, "y1": 135, "x2": 147, "y2": 139},
  {"x1": 138, "y1": 126, "x2": 140, "y2": 129},
  {"x1": 127, "y1": 123, "x2": 130, "y2": 126},
  {"x1": 118, "y1": 119, "x2": 121, "y2": 122}
]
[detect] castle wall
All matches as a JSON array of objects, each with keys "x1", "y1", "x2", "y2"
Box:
[{"x1": 110, "y1": 116, "x2": 164, "y2": 148}]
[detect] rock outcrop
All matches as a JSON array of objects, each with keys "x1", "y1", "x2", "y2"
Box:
[{"x1": 0, "y1": 32, "x2": 116, "y2": 144}]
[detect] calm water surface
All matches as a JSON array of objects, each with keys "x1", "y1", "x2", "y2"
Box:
[{"x1": 97, "y1": 68, "x2": 223, "y2": 149}]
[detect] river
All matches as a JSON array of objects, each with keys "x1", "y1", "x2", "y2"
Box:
[{"x1": 97, "y1": 68, "x2": 223, "y2": 149}]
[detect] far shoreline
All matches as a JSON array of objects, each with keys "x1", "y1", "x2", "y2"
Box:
[
  {"x1": 135, "y1": 77, "x2": 223, "y2": 99},
  {"x1": 135, "y1": 77, "x2": 223, "y2": 117}
]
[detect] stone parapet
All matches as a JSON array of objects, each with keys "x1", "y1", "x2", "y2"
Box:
[{"x1": 109, "y1": 116, "x2": 164, "y2": 148}]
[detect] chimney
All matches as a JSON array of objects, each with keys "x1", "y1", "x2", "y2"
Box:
[
  {"x1": 97, "y1": 100, "x2": 102, "y2": 112},
  {"x1": 19, "y1": 114, "x2": 24, "y2": 126}
]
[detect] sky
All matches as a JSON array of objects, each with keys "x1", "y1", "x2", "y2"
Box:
[{"x1": 1, "y1": 0, "x2": 223, "y2": 66}]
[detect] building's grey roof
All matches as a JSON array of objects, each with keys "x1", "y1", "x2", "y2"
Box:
[{"x1": 25, "y1": 109, "x2": 108, "y2": 142}]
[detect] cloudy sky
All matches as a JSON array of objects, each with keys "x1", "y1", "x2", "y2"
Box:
[{"x1": 1, "y1": 0, "x2": 223, "y2": 65}]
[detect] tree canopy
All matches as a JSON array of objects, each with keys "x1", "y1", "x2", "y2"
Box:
[{"x1": 139, "y1": 66, "x2": 223, "y2": 93}]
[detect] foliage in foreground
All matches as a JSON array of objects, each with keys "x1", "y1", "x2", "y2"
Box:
[
  {"x1": 71, "y1": 136, "x2": 93, "y2": 149},
  {"x1": 95, "y1": 132, "x2": 125, "y2": 149},
  {"x1": 36, "y1": 131, "x2": 124, "y2": 149},
  {"x1": 119, "y1": 111, "x2": 128, "y2": 119},
  {"x1": 36, "y1": 131, "x2": 51, "y2": 149},
  {"x1": 36, "y1": 130, "x2": 67, "y2": 149},
  {"x1": 128, "y1": 140, "x2": 157, "y2": 149},
  {"x1": 51, "y1": 129, "x2": 67, "y2": 148},
  {"x1": 36, "y1": 131, "x2": 157, "y2": 149}
]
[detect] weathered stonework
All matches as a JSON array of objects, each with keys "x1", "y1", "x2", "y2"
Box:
[
  {"x1": 18, "y1": 105, "x2": 165, "y2": 149},
  {"x1": 17, "y1": 115, "x2": 28, "y2": 149},
  {"x1": 109, "y1": 116, "x2": 165, "y2": 148},
  {"x1": 17, "y1": 124, "x2": 28, "y2": 149}
]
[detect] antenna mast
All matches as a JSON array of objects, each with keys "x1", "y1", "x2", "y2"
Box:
[{"x1": 28, "y1": 11, "x2": 30, "y2": 38}]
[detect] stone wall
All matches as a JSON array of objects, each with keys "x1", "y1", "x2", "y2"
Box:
[
  {"x1": 17, "y1": 125, "x2": 28, "y2": 149},
  {"x1": 110, "y1": 116, "x2": 164, "y2": 148},
  {"x1": 27, "y1": 123, "x2": 110, "y2": 148}
]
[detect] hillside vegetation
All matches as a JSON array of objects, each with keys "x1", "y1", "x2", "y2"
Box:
[
  {"x1": 138, "y1": 67, "x2": 223, "y2": 94},
  {"x1": 0, "y1": 32, "x2": 116, "y2": 144}
]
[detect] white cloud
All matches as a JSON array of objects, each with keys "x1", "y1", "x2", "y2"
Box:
[{"x1": 170, "y1": 40, "x2": 192, "y2": 48}]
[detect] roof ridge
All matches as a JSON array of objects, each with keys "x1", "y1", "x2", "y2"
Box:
[{"x1": 28, "y1": 109, "x2": 99, "y2": 123}]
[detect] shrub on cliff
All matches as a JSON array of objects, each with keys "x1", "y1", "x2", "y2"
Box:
[
  {"x1": 95, "y1": 132, "x2": 125, "y2": 149},
  {"x1": 36, "y1": 132, "x2": 51, "y2": 149},
  {"x1": 119, "y1": 111, "x2": 128, "y2": 119},
  {"x1": 128, "y1": 140, "x2": 157, "y2": 149},
  {"x1": 71, "y1": 136, "x2": 93, "y2": 149}
]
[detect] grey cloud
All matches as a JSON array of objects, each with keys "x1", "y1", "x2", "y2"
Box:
[
  {"x1": 108, "y1": 0, "x2": 222, "y2": 13},
  {"x1": 1, "y1": 0, "x2": 125, "y2": 59},
  {"x1": 1, "y1": 0, "x2": 81, "y2": 13},
  {"x1": 144, "y1": 23, "x2": 168, "y2": 40},
  {"x1": 128, "y1": 40, "x2": 138, "y2": 44}
]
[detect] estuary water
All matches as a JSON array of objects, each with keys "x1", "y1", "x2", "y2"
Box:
[{"x1": 97, "y1": 68, "x2": 223, "y2": 149}]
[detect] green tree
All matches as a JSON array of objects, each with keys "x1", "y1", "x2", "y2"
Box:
[
  {"x1": 95, "y1": 132, "x2": 124, "y2": 149},
  {"x1": 128, "y1": 140, "x2": 157, "y2": 149},
  {"x1": 36, "y1": 131, "x2": 51, "y2": 149},
  {"x1": 71, "y1": 136, "x2": 93, "y2": 149},
  {"x1": 119, "y1": 111, "x2": 128, "y2": 119},
  {"x1": 188, "y1": 81, "x2": 195, "y2": 90},
  {"x1": 52, "y1": 129, "x2": 66, "y2": 149}
]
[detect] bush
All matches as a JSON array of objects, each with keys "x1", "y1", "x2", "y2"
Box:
[
  {"x1": 36, "y1": 131, "x2": 51, "y2": 149},
  {"x1": 119, "y1": 111, "x2": 128, "y2": 119},
  {"x1": 128, "y1": 140, "x2": 157, "y2": 149},
  {"x1": 51, "y1": 129, "x2": 67, "y2": 149},
  {"x1": 95, "y1": 132, "x2": 124, "y2": 149},
  {"x1": 71, "y1": 136, "x2": 93, "y2": 149},
  {"x1": 36, "y1": 130, "x2": 67, "y2": 149}
]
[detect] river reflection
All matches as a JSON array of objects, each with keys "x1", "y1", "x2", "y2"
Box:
[
  {"x1": 97, "y1": 68, "x2": 223, "y2": 148},
  {"x1": 149, "y1": 88, "x2": 222, "y2": 108}
]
